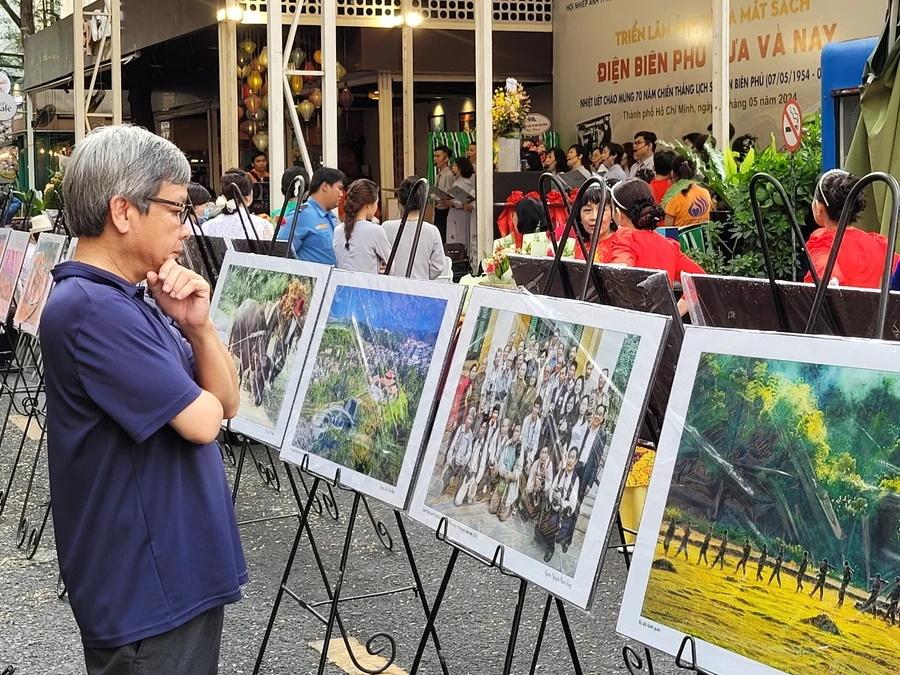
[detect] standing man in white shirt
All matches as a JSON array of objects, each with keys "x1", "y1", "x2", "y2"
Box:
[
  {"x1": 433, "y1": 145, "x2": 454, "y2": 242},
  {"x1": 629, "y1": 131, "x2": 657, "y2": 178}
]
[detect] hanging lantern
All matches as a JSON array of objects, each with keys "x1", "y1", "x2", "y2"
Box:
[
  {"x1": 240, "y1": 83, "x2": 251, "y2": 100},
  {"x1": 247, "y1": 70, "x2": 263, "y2": 93},
  {"x1": 309, "y1": 87, "x2": 323, "y2": 108},
  {"x1": 250, "y1": 57, "x2": 262, "y2": 72},
  {"x1": 261, "y1": 79, "x2": 268, "y2": 96},
  {"x1": 304, "y1": 61, "x2": 318, "y2": 83},
  {"x1": 258, "y1": 46, "x2": 269, "y2": 69},
  {"x1": 245, "y1": 108, "x2": 261, "y2": 121},
  {"x1": 237, "y1": 50, "x2": 250, "y2": 67},
  {"x1": 335, "y1": 62, "x2": 347, "y2": 82},
  {"x1": 239, "y1": 39, "x2": 257, "y2": 54},
  {"x1": 261, "y1": 94, "x2": 268, "y2": 110},
  {"x1": 239, "y1": 64, "x2": 251, "y2": 79},
  {"x1": 313, "y1": 49, "x2": 323, "y2": 64},
  {"x1": 237, "y1": 106, "x2": 245, "y2": 121},
  {"x1": 297, "y1": 99, "x2": 315, "y2": 122},
  {"x1": 290, "y1": 48, "x2": 306, "y2": 66},
  {"x1": 252, "y1": 131, "x2": 269, "y2": 152},
  {"x1": 239, "y1": 120, "x2": 258, "y2": 138},
  {"x1": 339, "y1": 86, "x2": 354, "y2": 111},
  {"x1": 290, "y1": 74, "x2": 304, "y2": 95},
  {"x1": 244, "y1": 94, "x2": 262, "y2": 115}
]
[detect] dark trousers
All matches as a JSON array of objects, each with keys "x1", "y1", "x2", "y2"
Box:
[
  {"x1": 84, "y1": 606, "x2": 224, "y2": 675},
  {"x1": 434, "y1": 208, "x2": 449, "y2": 242}
]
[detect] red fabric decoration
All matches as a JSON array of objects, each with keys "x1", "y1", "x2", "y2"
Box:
[
  {"x1": 498, "y1": 189, "x2": 569, "y2": 251},
  {"x1": 497, "y1": 190, "x2": 525, "y2": 248}
]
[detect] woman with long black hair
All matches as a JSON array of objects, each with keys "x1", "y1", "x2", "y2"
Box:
[{"x1": 333, "y1": 179, "x2": 391, "y2": 274}]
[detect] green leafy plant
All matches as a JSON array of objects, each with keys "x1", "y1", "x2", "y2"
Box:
[
  {"x1": 13, "y1": 189, "x2": 44, "y2": 216},
  {"x1": 672, "y1": 114, "x2": 822, "y2": 279}
]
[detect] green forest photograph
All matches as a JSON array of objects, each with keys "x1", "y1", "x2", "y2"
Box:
[
  {"x1": 214, "y1": 265, "x2": 316, "y2": 429},
  {"x1": 289, "y1": 285, "x2": 448, "y2": 486},
  {"x1": 643, "y1": 352, "x2": 900, "y2": 674}
]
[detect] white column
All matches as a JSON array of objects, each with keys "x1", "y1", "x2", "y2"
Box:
[
  {"x1": 711, "y1": 0, "x2": 730, "y2": 149},
  {"x1": 401, "y1": 19, "x2": 414, "y2": 176},
  {"x1": 474, "y1": 0, "x2": 493, "y2": 260},
  {"x1": 377, "y1": 71, "x2": 394, "y2": 190},
  {"x1": 217, "y1": 7, "x2": 239, "y2": 172},
  {"x1": 267, "y1": 0, "x2": 285, "y2": 213},
  {"x1": 26, "y1": 93, "x2": 35, "y2": 190},
  {"x1": 110, "y1": 0, "x2": 122, "y2": 124},
  {"x1": 73, "y1": 0, "x2": 85, "y2": 142},
  {"x1": 321, "y1": 0, "x2": 338, "y2": 167}
]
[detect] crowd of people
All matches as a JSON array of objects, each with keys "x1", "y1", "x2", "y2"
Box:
[
  {"x1": 182, "y1": 132, "x2": 900, "y2": 308},
  {"x1": 433, "y1": 327, "x2": 619, "y2": 564}
]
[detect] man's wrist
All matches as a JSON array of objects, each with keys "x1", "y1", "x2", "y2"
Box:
[{"x1": 182, "y1": 318, "x2": 217, "y2": 345}]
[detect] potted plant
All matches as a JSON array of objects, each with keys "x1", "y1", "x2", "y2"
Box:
[
  {"x1": 669, "y1": 114, "x2": 822, "y2": 279},
  {"x1": 492, "y1": 78, "x2": 531, "y2": 172}
]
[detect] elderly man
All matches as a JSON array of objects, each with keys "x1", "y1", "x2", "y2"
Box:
[{"x1": 41, "y1": 125, "x2": 245, "y2": 674}]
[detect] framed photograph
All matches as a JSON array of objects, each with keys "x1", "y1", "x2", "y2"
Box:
[
  {"x1": 618, "y1": 326, "x2": 900, "y2": 674},
  {"x1": 459, "y1": 111, "x2": 476, "y2": 133},
  {"x1": 209, "y1": 251, "x2": 331, "y2": 447},
  {"x1": 15, "y1": 232, "x2": 67, "y2": 335},
  {"x1": 280, "y1": 271, "x2": 465, "y2": 510},
  {"x1": 407, "y1": 286, "x2": 669, "y2": 608},
  {"x1": 0, "y1": 230, "x2": 29, "y2": 319},
  {"x1": 63, "y1": 237, "x2": 79, "y2": 262},
  {"x1": 429, "y1": 113, "x2": 446, "y2": 133}
]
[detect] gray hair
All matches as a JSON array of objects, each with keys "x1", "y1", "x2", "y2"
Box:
[{"x1": 63, "y1": 125, "x2": 191, "y2": 237}]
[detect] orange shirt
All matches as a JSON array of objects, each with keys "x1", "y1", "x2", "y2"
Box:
[
  {"x1": 650, "y1": 178, "x2": 671, "y2": 205},
  {"x1": 664, "y1": 184, "x2": 712, "y2": 228},
  {"x1": 610, "y1": 228, "x2": 706, "y2": 285},
  {"x1": 573, "y1": 232, "x2": 617, "y2": 263},
  {"x1": 804, "y1": 226, "x2": 900, "y2": 289}
]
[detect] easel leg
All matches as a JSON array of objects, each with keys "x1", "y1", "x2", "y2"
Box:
[
  {"x1": 556, "y1": 599, "x2": 583, "y2": 675},
  {"x1": 252, "y1": 475, "x2": 321, "y2": 675},
  {"x1": 394, "y1": 512, "x2": 450, "y2": 675},
  {"x1": 409, "y1": 547, "x2": 460, "y2": 675},
  {"x1": 528, "y1": 595, "x2": 553, "y2": 674},
  {"x1": 231, "y1": 436, "x2": 249, "y2": 507},
  {"x1": 502, "y1": 578, "x2": 528, "y2": 675}
]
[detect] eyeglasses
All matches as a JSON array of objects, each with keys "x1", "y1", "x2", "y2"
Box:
[
  {"x1": 148, "y1": 196, "x2": 192, "y2": 224},
  {"x1": 815, "y1": 169, "x2": 849, "y2": 208},
  {"x1": 633, "y1": 141, "x2": 648, "y2": 148}
]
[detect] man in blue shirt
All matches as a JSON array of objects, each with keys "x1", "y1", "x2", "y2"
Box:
[
  {"x1": 41, "y1": 125, "x2": 246, "y2": 675},
  {"x1": 277, "y1": 166, "x2": 345, "y2": 264}
]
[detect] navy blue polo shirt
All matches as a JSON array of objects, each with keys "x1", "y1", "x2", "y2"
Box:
[{"x1": 41, "y1": 261, "x2": 247, "y2": 649}]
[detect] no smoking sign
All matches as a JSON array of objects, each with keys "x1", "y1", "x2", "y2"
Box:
[{"x1": 782, "y1": 99, "x2": 802, "y2": 152}]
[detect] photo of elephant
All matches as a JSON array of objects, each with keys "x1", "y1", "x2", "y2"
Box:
[{"x1": 210, "y1": 252, "x2": 330, "y2": 446}]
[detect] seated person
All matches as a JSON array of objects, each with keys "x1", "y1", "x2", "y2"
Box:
[
  {"x1": 204, "y1": 169, "x2": 273, "y2": 241},
  {"x1": 806, "y1": 170, "x2": 899, "y2": 289}
]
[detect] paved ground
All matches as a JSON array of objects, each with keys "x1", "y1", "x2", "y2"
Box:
[{"x1": 0, "y1": 430, "x2": 679, "y2": 675}]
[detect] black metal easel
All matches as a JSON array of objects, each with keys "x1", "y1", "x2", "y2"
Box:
[
  {"x1": 806, "y1": 171, "x2": 900, "y2": 337},
  {"x1": 748, "y1": 172, "x2": 836, "y2": 333},
  {"x1": 253, "y1": 176, "x2": 450, "y2": 675}
]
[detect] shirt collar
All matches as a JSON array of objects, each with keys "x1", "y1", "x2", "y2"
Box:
[
  {"x1": 307, "y1": 197, "x2": 337, "y2": 221},
  {"x1": 52, "y1": 260, "x2": 144, "y2": 298}
]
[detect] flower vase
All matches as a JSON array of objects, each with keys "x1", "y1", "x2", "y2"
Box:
[{"x1": 497, "y1": 135, "x2": 521, "y2": 173}]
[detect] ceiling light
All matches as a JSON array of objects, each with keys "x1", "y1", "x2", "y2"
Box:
[
  {"x1": 218, "y1": 5, "x2": 243, "y2": 21},
  {"x1": 405, "y1": 11, "x2": 423, "y2": 26}
]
